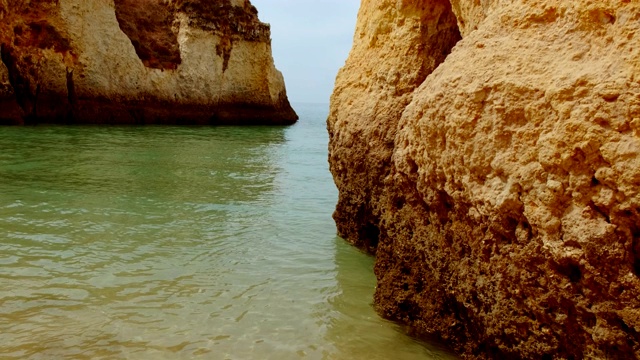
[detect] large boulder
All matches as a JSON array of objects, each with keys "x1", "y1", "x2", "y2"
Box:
[
  {"x1": 328, "y1": 0, "x2": 640, "y2": 358},
  {"x1": 0, "y1": 0, "x2": 297, "y2": 125}
]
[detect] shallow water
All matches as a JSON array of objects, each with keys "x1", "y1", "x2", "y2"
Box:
[{"x1": 0, "y1": 103, "x2": 456, "y2": 359}]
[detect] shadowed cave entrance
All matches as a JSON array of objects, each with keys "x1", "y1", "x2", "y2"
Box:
[
  {"x1": 113, "y1": 0, "x2": 182, "y2": 70},
  {"x1": 415, "y1": 0, "x2": 463, "y2": 84},
  {"x1": 112, "y1": 0, "x2": 271, "y2": 72}
]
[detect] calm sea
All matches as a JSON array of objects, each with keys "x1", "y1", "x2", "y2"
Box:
[{"x1": 0, "y1": 103, "x2": 456, "y2": 359}]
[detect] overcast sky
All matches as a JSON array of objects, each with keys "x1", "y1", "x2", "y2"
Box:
[{"x1": 250, "y1": 0, "x2": 360, "y2": 104}]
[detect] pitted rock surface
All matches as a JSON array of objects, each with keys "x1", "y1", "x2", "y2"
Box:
[{"x1": 328, "y1": 0, "x2": 640, "y2": 358}]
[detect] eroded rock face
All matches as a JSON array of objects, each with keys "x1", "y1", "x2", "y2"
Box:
[
  {"x1": 329, "y1": 0, "x2": 640, "y2": 358},
  {"x1": 0, "y1": 0, "x2": 297, "y2": 125},
  {"x1": 328, "y1": 0, "x2": 461, "y2": 253}
]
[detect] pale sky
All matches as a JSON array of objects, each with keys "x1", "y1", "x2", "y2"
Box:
[{"x1": 250, "y1": 0, "x2": 361, "y2": 104}]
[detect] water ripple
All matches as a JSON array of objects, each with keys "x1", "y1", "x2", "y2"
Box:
[{"x1": 0, "y1": 104, "x2": 457, "y2": 359}]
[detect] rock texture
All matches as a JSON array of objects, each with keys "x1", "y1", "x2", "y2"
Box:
[
  {"x1": 328, "y1": 0, "x2": 640, "y2": 358},
  {"x1": 0, "y1": 0, "x2": 296, "y2": 125}
]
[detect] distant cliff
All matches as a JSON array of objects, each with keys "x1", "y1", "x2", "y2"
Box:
[
  {"x1": 329, "y1": 0, "x2": 640, "y2": 358},
  {"x1": 0, "y1": 0, "x2": 297, "y2": 125}
]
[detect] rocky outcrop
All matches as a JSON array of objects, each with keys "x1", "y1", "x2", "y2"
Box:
[
  {"x1": 328, "y1": 0, "x2": 640, "y2": 358},
  {"x1": 0, "y1": 0, "x2": 296, "y2": 125}
]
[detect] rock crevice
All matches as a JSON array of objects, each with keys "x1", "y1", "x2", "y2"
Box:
[
  {"x1": 328, "y1": 0, "x2": 461, "y2": 253},
  {"x1": 113, "y1": 0, "x2": 182, "y2": 70}
]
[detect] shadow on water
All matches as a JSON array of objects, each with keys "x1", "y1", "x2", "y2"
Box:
[{"x1": 326, "y1": 237, "x2": 459, "y2": 360}]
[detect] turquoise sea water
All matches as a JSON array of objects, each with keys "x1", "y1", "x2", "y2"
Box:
[{"x1": 0, "y1": 103, "x2": 456, "y2": 359}]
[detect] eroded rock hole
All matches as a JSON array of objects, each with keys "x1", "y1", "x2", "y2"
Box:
[
  {"x1": 398, "y1": 299, "x2": 418, "y2": 320},
  {"x1": 113, "y1": 0, "x2": 182, "y2": 70},
  {"x1": 568, "y1": 265, "x2": 582, "y2": 283},
  {"x1": 1, "y1": 44, "x2": 37, "y2": 118},
  {"x1": 475, "y1": 343, "x2": 502, "y2": 358},
  {"x1": 360, "y1": 222, "x2": 380, "y2": 251},
  {"x1": 422, "y1": 0, "x2": 462, "y2": 72},
  {"x1": 559, "y1": 262, "x2": 582, "y2": 283},
  {"x1": 394, "y1": 196, "x2": 406, "y2": 210},
  {"x1": 401, "y1": 0, "x2": 461, "y2": 86},
  {"x1": 583, "y1": 311, "x2": 597, "y2": 328},
  {"x1": 435, "y1": 190, "x2": 454, "y2": 223},
  {"x1": 13, "y1": 21, "x2": 72, "y2": 53}
]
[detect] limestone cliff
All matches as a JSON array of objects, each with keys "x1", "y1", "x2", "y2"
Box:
[
  {"x1": 0, "y1": 0, "x2": 297, "y2": 125},
  {"x1": 329, "y1": 0, "x2": 640, "y2": 358}
]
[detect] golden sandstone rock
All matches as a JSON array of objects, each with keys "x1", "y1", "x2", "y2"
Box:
[
  {"x1": 328, "y1": 0, "x2": 640, "y2": 358},
  {"x1": 0, "y1": 0, "x2": 296, "y2": 125}
]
